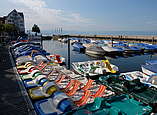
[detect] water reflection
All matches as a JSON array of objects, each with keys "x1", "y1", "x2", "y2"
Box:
[{"x1": 43, "y1": 40, "x2": 157, "y2": 72}]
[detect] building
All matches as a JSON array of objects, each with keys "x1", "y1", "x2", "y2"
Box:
[
  {"x1": 0, "y1": 9, "x2": 25, "y2": 42},
  {"x1": 0, "y1": 17, "x2": 6, "y2": 24},
  {"x1": 0, "y1": 17, "x2": 7, "y2": 42},
  {"x1": 5, "y1": 9, "x2": 25, "y2": 33}
]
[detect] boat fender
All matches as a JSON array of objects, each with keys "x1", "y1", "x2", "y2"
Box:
[{"x1": 52, "y1": 91, "x2": 73, "y2": 112}]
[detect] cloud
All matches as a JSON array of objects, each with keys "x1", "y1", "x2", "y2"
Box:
[{"x1": 9, "y1": 0, "x2": 93, "y2": 31}]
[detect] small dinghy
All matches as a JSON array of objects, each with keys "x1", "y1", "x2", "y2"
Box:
[
  {"x1": 20, "y1": 70, "x2": 42, "y2": 80},
  {"x1": 120, "y1": 71, "x2": 150, "y2": 83},
  {"x1": 17, "y1": 61, "x2": 33, "y2": 70},
  {"x1": 34, "y1": 91, "x2": 75, "y2": 115},
  {"x1": 65, "y1": 95, "x2": 152, "y2": 115},
  {"x1": 16, "y1": 56, "x2": 33, "y2": 66},
  {"x1": 72, "y1": 60, "x2": 118, "y2": 77},
  {"x1": 23, "y1": 74, "x2": 48, "y2": 89},
  {"x1": 28, "y1": 81, "x2": 58, "y2": 100},
  {"x1": 98, "y1": 74, "x2": 157, "y2": 112},
  {"x1": 47, "y1": 54, "x2": 65, "y2": 65}
]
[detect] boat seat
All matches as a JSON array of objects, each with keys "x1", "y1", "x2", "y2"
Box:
[
  {"x1": 17, "y1": 61, "x2": 33, "y2": 69},
  {"x1": 35, "y1": 61, "x2": 48, "y2": 71},
  {"x1": 18, "y1": 65, "x2": 35, "y2": 74},
  {"x1": 23, "y1": 75, "x2": 48, "y2": 89},
  {"x1": 74, "y1": 90, "x2": 91, "y2": 106},
  {"x1": 59, "y1": 79, "x2": 75, "y2": 91},
  {"x1": 91, "y1": 85, "x2": 106, "y2": 98},
  {"x1": 81, "y1": 79, "x2": 94, "y2": 90},
  {"x1": 66, "y1": 80, "x2": 82, "y2": 96},
  {"x1": 16, "y1": 56, "x2": 33, "y2": 66},
  {"x1": 34, "y1": 92, "x2": 73, "y2": 115},
  {"x1": 21, "y1": 70, "x2": 42, "y2": 80},
  {"x1": 47, "y1": 71, "x2": 60, "y2": 81},
  {"x1": 55, "y1": 74, "x2": 69, "y2": 84},
  {"x1": 28, "y1": 81, "x2": 58, "y2": 100},
  {"x1": 102, "y1": 60, "x2": 117, "y2": 73}
]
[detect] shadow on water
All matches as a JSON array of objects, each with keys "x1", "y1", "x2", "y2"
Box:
[{"x1": 43, "y1": 40, "x2": 157, "y2": 72}]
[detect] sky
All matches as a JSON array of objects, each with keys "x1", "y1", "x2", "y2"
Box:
[{"x1": 0, "y1": 0, "x2": 157, "y2": 32}]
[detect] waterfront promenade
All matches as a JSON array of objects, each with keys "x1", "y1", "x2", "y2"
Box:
[{"x1": 0, "y1": 45, "x2": 35, "y2": 115}]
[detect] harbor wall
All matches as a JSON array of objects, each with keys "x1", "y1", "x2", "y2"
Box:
[{"x1": 53, "y1": 34, "x2": 157, "y2": 42}]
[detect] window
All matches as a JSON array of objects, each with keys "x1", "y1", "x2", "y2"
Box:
[{"x1": 10, "y1": 16, "x2": 13, "y2": 19}]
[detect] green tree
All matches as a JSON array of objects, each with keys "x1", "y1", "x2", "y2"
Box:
[
  {"x1": 4, "y1": 24, "x2": 16, "y2": 33},
  {"x1": 4, "y1": 24, "x2": 18, "y2": 41},
  {"x1": 32, "y1": 24, "x2": 40, "y2": 35},
  {"x1": 0, "y1": 24, "x2": 5, "y2": 32}
]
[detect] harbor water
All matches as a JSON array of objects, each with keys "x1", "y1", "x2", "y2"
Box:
[{"x1": 43, "y1": 40, "x2": 157, "y2": 73}]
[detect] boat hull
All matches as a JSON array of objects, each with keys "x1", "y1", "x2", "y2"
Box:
[
  {"x1": 85, "y1": 50, "x2": 105, "y2": 56},
  {"x1": 141, "y1": 65, "x2": 156, "y2": 76},
  {"x1": 73, "y1": 46, "x2": 85, "y2": 52}
]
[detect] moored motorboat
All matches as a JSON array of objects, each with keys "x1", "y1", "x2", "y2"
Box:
[
  {"x1": 101, "y1": 46, "x2": 124, "y2": 55},
  {"x1": 113, "y1": 43, "x2": 141, "y2": 54},
  {"x1": 85, "y1": 45, "x2": 106, "y2": 56},
  {"x1": 72, "y1": 42, "x2": 86, "y2": 52},
  {"x1": 141, "y1": 60, "x2": 157, "y2": 76}
]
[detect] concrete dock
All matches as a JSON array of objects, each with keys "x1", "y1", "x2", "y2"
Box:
[{"x1": 0, "y1": 45, "x2": 35, "y2": 115}]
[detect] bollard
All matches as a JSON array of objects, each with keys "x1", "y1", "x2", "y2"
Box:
[
  {"x1": 41, "y1": 34, "x2": 43, "y2": 48},
  {"x1": 152, "y1": 36, "x2": 154, "y2": 44},
  {"x1": 111, "y1": 37, "x2": 113, "y2": 47},
  {"x1": 67, "y1": 38, "x2": 70, "y2": 69}
]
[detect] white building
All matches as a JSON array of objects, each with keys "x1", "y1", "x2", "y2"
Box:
[{"x1": 5, "y1": 9, "x2": 25, "y2": 33}]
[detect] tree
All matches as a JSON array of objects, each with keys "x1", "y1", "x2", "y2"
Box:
[
  {"x1": 4, "y1": 24, "x2": 16, "y2": 33},
  {"x1": 32, "y1": 24, "x2": 40, "y2": 35},
  {"x1": 4, "y1": 24, "x2": 18, "y2": 41},
  {"x1": 0, "y1": 24, "x2": 5, "y2": 32}
]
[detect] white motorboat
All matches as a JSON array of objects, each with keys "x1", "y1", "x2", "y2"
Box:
[
  {"x1": 141, "y1": 64, "x2": 157, "y2": 76},
  {"x1": 85, "y1": 45, "x2": 106, "y2": 56},
  {"x1": 101, "y1": 46, "x2": 124, "y2": 55}
]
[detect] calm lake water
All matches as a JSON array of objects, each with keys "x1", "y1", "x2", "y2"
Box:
[{"x1": 43, "y1": 40, "x2": 157, "y2": 73}]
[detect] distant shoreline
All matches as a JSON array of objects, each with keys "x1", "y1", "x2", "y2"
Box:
[{"x1": 41, "y1": 31, "x2": 157, "y2": 36}]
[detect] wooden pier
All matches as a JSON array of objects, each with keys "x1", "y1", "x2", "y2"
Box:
[{"x1": 53, "y1": 34, "x2": 157, "y2": 42}]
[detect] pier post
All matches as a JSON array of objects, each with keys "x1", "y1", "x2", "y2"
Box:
[
  {"x1": 67, "y1": 38, "x2": 70, "y2": 69},
  {"x1": 41, "y1": 34, "x2": 43, "y2": 48},
  {"x1": 111, "y1": 37, "x2": 113, "y2": 47},
  {"x1": 152, "y1": 36, "x2": 154, "y2": 44}
]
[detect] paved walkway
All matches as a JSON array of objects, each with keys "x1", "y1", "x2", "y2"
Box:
[{"x1": 0, "y1": 45, "x2": 35, "y2": 115}]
